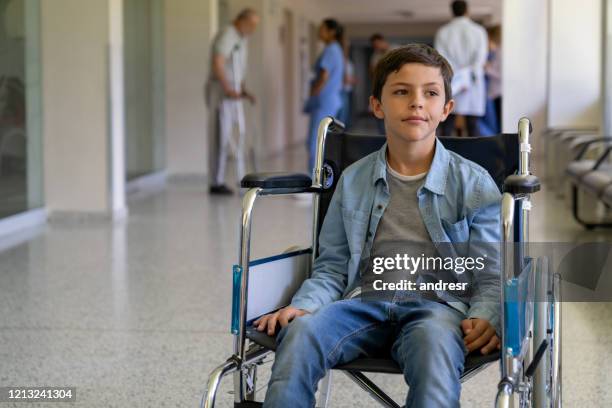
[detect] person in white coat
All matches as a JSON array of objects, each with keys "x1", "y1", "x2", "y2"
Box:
[
  {"x1": 206, "y1": 9, "x2": 258, "y2": 195},
  {"x1": 435, "y1": 0, "x2": 488, "y2": 136}
]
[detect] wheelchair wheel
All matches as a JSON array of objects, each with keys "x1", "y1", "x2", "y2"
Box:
[
  {"x1": 532, "y1": 261, "x2": 562, "y2": 408},
  {"x1": 550, "y1": 273, "x2": 562, "y2": 407},
  {"x1": 539, "y1": 271, "x2": 562, "y2": 408}
]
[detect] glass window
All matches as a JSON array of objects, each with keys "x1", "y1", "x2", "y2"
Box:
[
  {"x1": 0, "y1": 0, "x2": 43, "y2": 218},
  {"x1": 124, "y1": 0, "x2": 165, "y2": 181}
]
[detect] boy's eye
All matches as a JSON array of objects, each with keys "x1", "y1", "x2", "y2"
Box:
[
  {"x1": 393, "y1": 89, "x2": 408, "y2": 95},
  {"x1": 427, "y1": 91, "x2": 439, "y2": 96}
]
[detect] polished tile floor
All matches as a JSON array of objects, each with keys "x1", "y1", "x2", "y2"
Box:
[{"x1": 1, "y1": 147, "x2": 612, "y2": 407}]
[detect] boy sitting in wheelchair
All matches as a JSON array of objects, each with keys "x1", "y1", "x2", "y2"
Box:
[{"x1": 255, "y1": 44, "x2": 501, "y2": 408}]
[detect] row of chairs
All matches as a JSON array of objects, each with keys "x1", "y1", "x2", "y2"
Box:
[{"x1": 544, "y1": 127, "x2": 612, "y2": 228}]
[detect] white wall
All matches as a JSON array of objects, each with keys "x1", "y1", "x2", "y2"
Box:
[
  {"x1": 344, "y1": 22, "x2": 441, "y2": 41},
  {"x1": 164, "y1": 0, "x2": 215, "y2": 178},
  {"x1": 604, "y1": 0, "x2": 612, "y2": 136},
  {"x1": 502, "y1": 0, "x2": 549, "y2": 146},
  {"x1": 41, "y1": 0, "x2": 121, "y2": 215},
  {"x1": 548, "y1": 0, "x2": 602, "y2": 128}
]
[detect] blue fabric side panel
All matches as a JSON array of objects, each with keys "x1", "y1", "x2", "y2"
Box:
[
  {"x1": 504, "y1": 278, "x2": 521, "y2": 356},
  {"x1": 504, "y1": 258, "x2": 534, "y2": 357},
  {"x1": 231, "y1": 265, "x2": 242, "y2": 334}
]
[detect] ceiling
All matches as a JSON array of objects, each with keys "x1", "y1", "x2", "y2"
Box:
[{"x1": 325, "y1": 0, "x2": 502, "y2": 24}]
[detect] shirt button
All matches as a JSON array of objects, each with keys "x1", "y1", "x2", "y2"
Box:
[{"x1": 377, "y1": 204, "x2": 383, "y2": 210}]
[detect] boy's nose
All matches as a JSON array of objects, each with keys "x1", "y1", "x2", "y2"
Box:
[{"x1": 410, "y1": 98, "x2": 424, "y2": 109}]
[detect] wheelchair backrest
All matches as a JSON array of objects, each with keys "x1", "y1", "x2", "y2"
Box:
[{"x1": 317, "y1": 133, "x2": 519, "y2": 234}]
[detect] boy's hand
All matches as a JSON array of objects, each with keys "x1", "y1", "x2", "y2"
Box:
[
  {"x1": 461, "y1": 318, "x2": 501, "y2": 355},
  {"x1": 253, "y1": 306, "x2": 309, "y2": 336}
]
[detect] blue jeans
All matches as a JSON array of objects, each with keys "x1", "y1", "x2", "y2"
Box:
[{"x1": 263, "y1": 299, "x2": 467, "y2": 408}]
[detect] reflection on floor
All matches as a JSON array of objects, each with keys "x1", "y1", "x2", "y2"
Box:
[{"x1": 0, "y1": 146, "x2": 611, "y2": 407}]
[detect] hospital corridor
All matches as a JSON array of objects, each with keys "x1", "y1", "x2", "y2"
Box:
[{"x1": 1, "y1": 0, "x2": 612, "y2": 407}]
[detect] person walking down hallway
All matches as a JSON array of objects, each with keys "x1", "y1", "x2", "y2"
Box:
[
  {"x1": 484, "y1": 25, "x2": 502, "y2": 134},
  {"x1": 435, "y1": 0, "x2": 488, "y2": 136},
  {"x1": 303, "y1": 18, "x2": 345, "y2": 174},
  {"x1": 206, "y1": 8, "x2": 259, "y2": 195},
  {"x1": 337, "y1": 42, "x2": 357, "y2": 129},
  {"x1": 369, "y1": 33, "x2": 392, "y2": 79}
]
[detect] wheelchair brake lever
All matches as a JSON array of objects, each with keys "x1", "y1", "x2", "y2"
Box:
[{"x1": 524, "y1": 339, "x2": 549, "y2": 378}]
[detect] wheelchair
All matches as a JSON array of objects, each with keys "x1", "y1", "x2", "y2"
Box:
[{"x1": 202, "y1": 117, "x2": 562, "y2": 407}]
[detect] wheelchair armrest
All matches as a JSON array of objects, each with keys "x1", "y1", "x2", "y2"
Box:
[
  {"x1": 503, "y1": 174, "x2": 541, "y2": 194},
  {"x1": 241, "y1": 172, "x2": 312, "y2": 189}
]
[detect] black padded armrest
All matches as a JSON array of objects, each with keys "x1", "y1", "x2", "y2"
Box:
[
  {"x1": 241, "y1": 172, "x2": 312, "y2": 189},
  {"x1": 503, "y1": 174, "x2": 541, "y2": 194}
]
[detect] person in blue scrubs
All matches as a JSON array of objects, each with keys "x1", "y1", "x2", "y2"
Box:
[{"x1": 304, "y1": 19, "x2": 344, "y2": 173}]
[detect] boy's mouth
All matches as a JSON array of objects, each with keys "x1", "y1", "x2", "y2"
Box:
[{"x1": 402, "y1": 115, "x2": 427, "y2": 123}]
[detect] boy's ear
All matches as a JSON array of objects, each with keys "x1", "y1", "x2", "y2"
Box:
[
  {"x1": 441, "y1": 98, "x2": 455, "y2": 121},
  {"x1": 369, "y1": 95, "x2": 385, "y2": 120}
]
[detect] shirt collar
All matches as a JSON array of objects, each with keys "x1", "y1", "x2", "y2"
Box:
[{"x1": 373, "y1": 138, "x2": 450, "y2": 195}]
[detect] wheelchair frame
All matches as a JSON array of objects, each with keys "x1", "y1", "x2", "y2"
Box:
[
  {"x1": 203, "y1": 117, "x2": 562, "y2": 408},
  {"x1": 495, "y1": 119, "x2": 562, "y2": 407}
]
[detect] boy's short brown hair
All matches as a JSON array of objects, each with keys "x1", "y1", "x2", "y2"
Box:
[{"x1": 371, "y1": 43, "x2": 454, "y2": 103}]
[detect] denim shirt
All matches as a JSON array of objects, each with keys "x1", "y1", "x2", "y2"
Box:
[{"x1": 290, "y1": 139, "x2": 502, "y2": 331}]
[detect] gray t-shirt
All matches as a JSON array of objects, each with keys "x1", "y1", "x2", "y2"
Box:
[
  {"x1": 372, "y1": 165, "x2": 432, "y2": 260},
  {"x1": 350, "y1": 164, "x2": 438, "y2": 301}
]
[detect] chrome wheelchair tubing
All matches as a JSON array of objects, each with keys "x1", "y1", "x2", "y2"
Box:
[
  {"x1": 552, "y1": 273, "x2": 562, "y2": 407},
  {"x1": 203, "y1": 346, "x2": 272, "y2": 408},
  {"x1": 500, "y1": 192, "x2": 515, "y2": 380},
  {"x1": 518, "y1": 117, "x2": 531, "y2": 176},
  {"x1": 236, "y1": 188, "x2": 261, "y2": 359},
  {"x1": 343, "y1": 371, "x2": 401, "y2": 408},
  {"x1": 532, "y1": 257, "x2": 550, "y2": 407},
  {"x1": 312, "y1": 117, "x2": 335, "y2": 188},
  {"x1": 311, "y1": 117, "x2": 334, "y2": 267},
  {"x1": 519, "y1": 119, "x2": 537, "y2": 407},
  {"x1": 498, "y1": 118, "x2": 536, "y2": 405},
  {"x1": 203, "y1": 358, "x2": 238, "y2": 408},
  {"x1": 234, "y1": 187, "x2": 261, "y2": 402},
  {"x1": 495, "y1": 381, "x2": 513, "y2": 408},
  {"x1": 500, "y1": 192, "x2": 519, "y2": 392},
  {"x1": 316, "y1": 372, "x2": 333, "y2": 408},
  {"x1": 518, "y1": 117, "x2": 533, "y2": 256},
  {"x1": 233, "y1": 186, "x2": 315, "y2": 402}
]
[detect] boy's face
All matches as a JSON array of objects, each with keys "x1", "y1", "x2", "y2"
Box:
[{"x1": 370, "y1": 63, "x2": 454, "y2": 145}]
